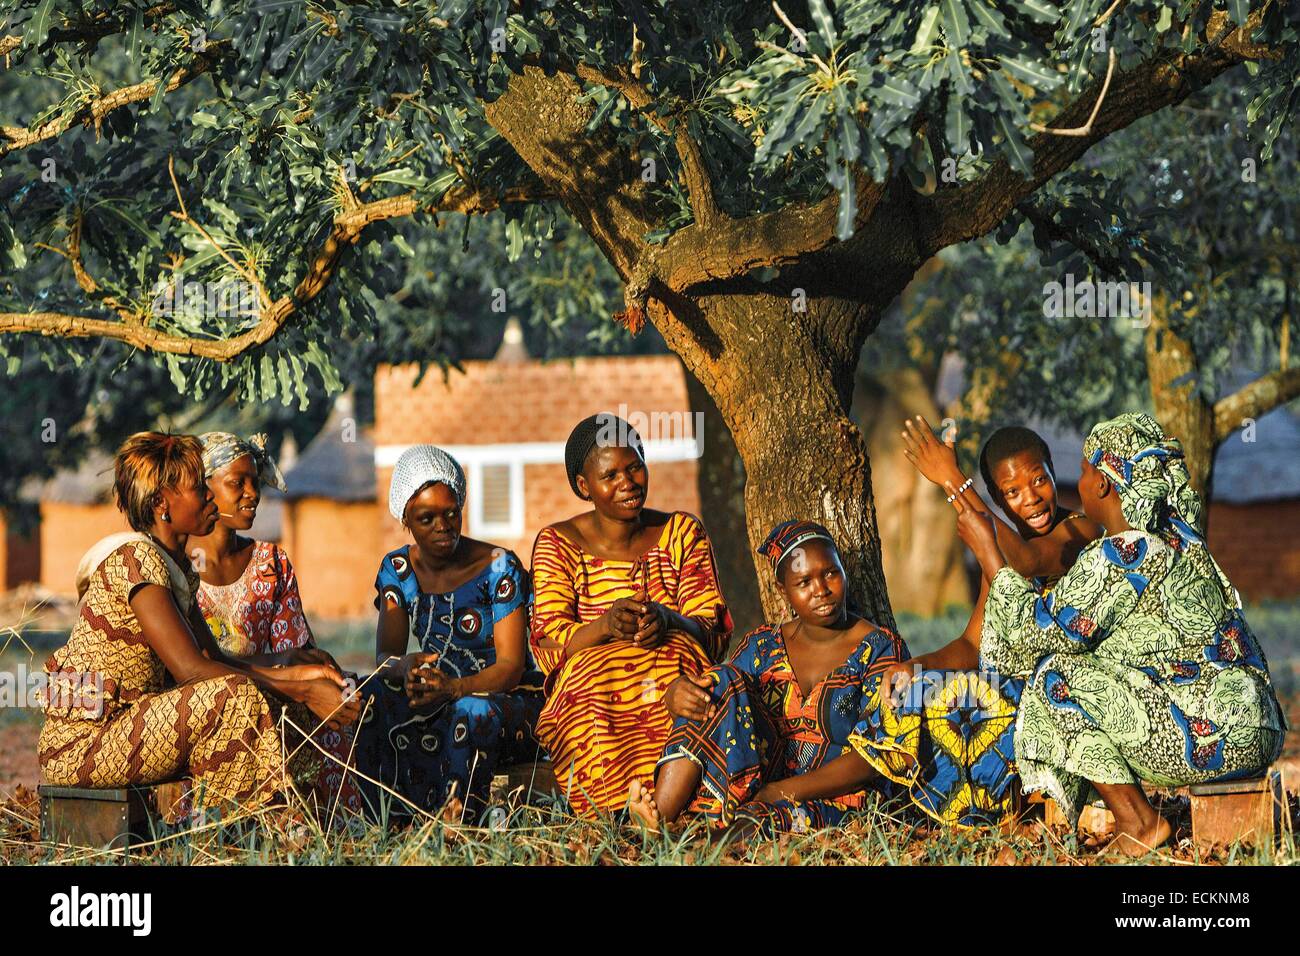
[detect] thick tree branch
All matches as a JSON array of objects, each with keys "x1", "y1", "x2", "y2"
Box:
[
  {"x1": 569, "y1": 60, "x2": 721, "y2": 228},
  {"x1": 922, "y1": 10, "x2": 1280, "y2": 255},
  {"x1": 0, "y1": 184, "x2": 549, "y2": 360},
  {"x1": 629, "y1": 169, "x2": 888, "y2": 305},
  {"x1": 1214, "y1": 366, "x2": 1300, "y2": 441},
  {"x1": 0, "y1": 41, "x2": 228, "y2": 158},
  {"x1": 484, "y1": 65, "x2": 663, "y2": 280}
]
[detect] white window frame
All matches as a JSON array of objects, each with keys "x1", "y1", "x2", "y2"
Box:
[
  {"x1": 466, "y1": 459, "x2": 524, "y2": 540},
  {"x1": 376, "y1": 436, "x2": 704, "y2": 541}
]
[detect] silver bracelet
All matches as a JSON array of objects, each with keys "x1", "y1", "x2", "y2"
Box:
[{"x1": 946, "y1": 476, "x2": 974, "y2": 503}]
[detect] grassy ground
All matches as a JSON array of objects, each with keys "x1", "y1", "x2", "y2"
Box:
[{"x1": 2, "y1": 602, "x2": 1298, "y2": 866}]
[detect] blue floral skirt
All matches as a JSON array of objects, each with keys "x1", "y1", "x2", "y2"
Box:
[{"x1": 354, "y1": 676, "x2": 543, "y2": 825}]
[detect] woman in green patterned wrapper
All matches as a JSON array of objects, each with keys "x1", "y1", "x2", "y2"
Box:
[{"x1": 950, "y1": 412, "x2": 1285, "y2": 856}]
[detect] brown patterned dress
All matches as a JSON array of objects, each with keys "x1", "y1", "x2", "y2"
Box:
[{"x1": 38, "y1": 539, "x2": 300, "y2": 812}]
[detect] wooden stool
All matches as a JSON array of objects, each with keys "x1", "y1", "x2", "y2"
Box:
[
  {"x1": 1189, "y1": 771, "x2": 1283, "y2": 851},
  {"x1": 493, "y1": 761, "x2": 558, "y2": 799},
  {"x1": 38, "y1": 780, "x2": 189, "y2": 850}
]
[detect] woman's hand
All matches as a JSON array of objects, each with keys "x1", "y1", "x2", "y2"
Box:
[
  {"x1": 878, "y1": 662, "x2": 916, "y2": 710},
  {"x1": 664, "y1": 673, "x2": 716, "y2": 721},
  {"x1": 277, "y1": 662, "x2": 346, "y2": 685},
  {"x1": 753, "y1": 781, "x2": 794, "y2": 805},
  {"x1": 402, "y1": 653, "x2": 448, "y2": 705},
  {"x1": 288, "y1": 645, "x2": 340, "y2": 670},
  {"x1": 948, "y1": 483, "x2": 1006, "y2": 578},
  {"x1": 300, "y1": 678, "x2": 361, "y2": 730},
  {"x1": 901, "y1": 415, "x2": 964, "y2": 489},
  {"x1": 405, "y1": 653, "x2": 461, "y2": 709},
  {"x1": 633, "y1": 602, "x2": 672, "y2": 649},
  {"x1": 604, "y1": 594, "x2": 649, "y2": 642}
]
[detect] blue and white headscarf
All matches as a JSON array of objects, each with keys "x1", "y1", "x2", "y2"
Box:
[
  {"x1": 1083, "y1": 412, "x2": 1204, "y2": 547},
  {"x1": 198, "y1": 432, "x2": 286, "y2": 491}
]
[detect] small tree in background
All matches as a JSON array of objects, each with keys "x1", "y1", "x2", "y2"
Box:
[{"x1": 903, "y1": 80, "x2": 1299, "y2": 505}]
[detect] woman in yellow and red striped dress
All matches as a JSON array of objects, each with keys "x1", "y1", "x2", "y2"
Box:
[{"x1": 531, "y1": 414, "x2": 732, "y2": 815}]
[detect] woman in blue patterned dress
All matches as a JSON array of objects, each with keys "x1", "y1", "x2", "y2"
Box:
[
  {"x1": 354, "y1": 445, "x2": 543, "y2": 825},
  {"x1": 628, "y1": 521, "x2": 912, "y2": 835}
]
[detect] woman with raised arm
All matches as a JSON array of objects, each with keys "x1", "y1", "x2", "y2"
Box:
[
  {"x1": 850, "y1": 419, "x2": 1103, "y2": 828},
  {"x1": 530, "y1": 414, "x2": 732, "y2": 816},
  {"x1": 957, "y1": 413, "x2": 1285, "y2": 855},
  {"x1": 38, "y1": 433, "x2": 359, "y2": 815},
  {"x1": 354, "y1": 445, "x2": 542, "y2": 825}
]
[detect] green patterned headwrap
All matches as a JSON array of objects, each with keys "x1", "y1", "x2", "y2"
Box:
[{"x1": 1082, "y1": 412, "x2": 1204, "y2": 545}]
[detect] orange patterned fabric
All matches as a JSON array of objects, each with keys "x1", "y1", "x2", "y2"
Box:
[
  {"x1": 197, "y1": 541, "x2": 311, "y2": 658},
  {"x1": 196, "y1": 540, "x2": 363, "y2": 817},
  {"x1": 38, "y1": 540, "x2": 298, "y2": 811},
  {"x1": 530, "y1": 512, "x2": 732, "y2": 814}
]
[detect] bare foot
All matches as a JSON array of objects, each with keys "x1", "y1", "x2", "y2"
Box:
[
  {"x1": 627, "y1": 780, "x2": 662, "y2": 832},
  {"x1": 441, "y1": 796, "x2": 465, "y2": 824},
  {"x1": 1104, "y1": 813, "x2": 1173, "y2": 858}
]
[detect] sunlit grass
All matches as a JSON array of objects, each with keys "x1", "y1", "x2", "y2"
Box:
[
  {"x1": 3, "y1": 784, "x2": 1295, "y2": 866},
  {"x1": 2, "y1": 602, "x2": 1297, "y2": 866}
]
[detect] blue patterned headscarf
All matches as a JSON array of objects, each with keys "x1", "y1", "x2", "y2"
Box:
[
  {"x1": 1082, "y1": 413, "x2": 1204, "y2": 547},
  {"x1": 198, "y1": 432, "x2": 286, "y2": 491},
  {"x1": 757, "y1": 520, "x2": 837, "y2": 572}
]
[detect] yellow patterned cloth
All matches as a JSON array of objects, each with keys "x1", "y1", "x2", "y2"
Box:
[
  {"x1": 38, "y1": 539, "x2": 303, "y2": 812},
  {"x1": 850, "y1": 668, "x2": 1022, "y2": 829}
]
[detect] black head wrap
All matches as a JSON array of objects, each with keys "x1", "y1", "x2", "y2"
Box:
[{"x1": 564, "y1": 413, "x2": 645, "y2": 498}]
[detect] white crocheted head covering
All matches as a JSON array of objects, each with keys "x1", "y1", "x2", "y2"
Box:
[{"x1": 388, "y1": 445, "x2": 465, "y2": 522}]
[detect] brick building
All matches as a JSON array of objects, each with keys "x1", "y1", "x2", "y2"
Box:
[
  {"x1": 276, "y1": 330, "x2": 705, "y2": 619},
  {"x1": 277, "y1": 394, "x2": 381, "y2": 619},
  {"x1": 373, "y1": 341, "x2": 703, "y2": 582},
  {"x1": 0, "y1": 508, "x2": 39, "y2": 590}
]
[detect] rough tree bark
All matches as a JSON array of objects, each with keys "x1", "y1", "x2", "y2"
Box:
[
  {"x1": 856, "y1": 367, "x2": 972, "y2": 617},
  {"x1": 683, "y1": 369, "x2": 762, "y2": 634},
  {"x1": 1144, "y1": 294, "x2": 1300, "y2": 530},
  {"x1": 1145, "y1": 293, "x2": 1218, "y2": 502}
]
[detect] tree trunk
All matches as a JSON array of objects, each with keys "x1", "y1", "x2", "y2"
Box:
[
  {"x1": 855, "y1": 367, "x2": 972, "y2": 616},
  {"x1": 650, "y1": 284, "x2": 898, "y2": 631},
  {"x1": 683, "y1": 368, "x2": 762, "y2": 634},
  {"x1": 482, "y1": 67, "x2": 927, "y2": 629},
  {"x1": 1145, "y1": 293, "x2": 1217, "y2": 506}
]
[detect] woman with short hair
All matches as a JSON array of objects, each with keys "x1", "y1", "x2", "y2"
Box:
[{"x1": 38, "y1": 433, "x2": 358, "y2": 814}]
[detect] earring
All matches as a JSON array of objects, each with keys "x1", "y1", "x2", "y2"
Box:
[{"x1": 162, "y1": 512, "x2": 171, "y2": 523}]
